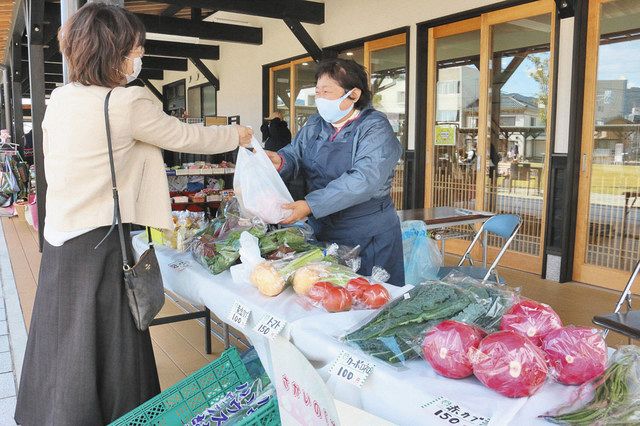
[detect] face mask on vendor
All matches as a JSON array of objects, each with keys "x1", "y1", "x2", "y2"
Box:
[{"x1": 315, "y1": 89, "x2": 354, "y2": 124}]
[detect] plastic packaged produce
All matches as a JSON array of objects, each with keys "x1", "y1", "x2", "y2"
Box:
[
  {"x1": 234, "y1": 137, "x2": 293, "y2": 224},
  {"x1": 343, "y1": 278, "x2": 517, "y2": 365},
  {"x1": 470, "y1": 330, "x2": 548, "y2": 398},
  {"x1": 421, "y1": 320, "x2": 486, "y2": 379},
  {"x1": 542, "y1": 345, "x2": 640, "y2": 425},
  {"x1": 291, "y1": 262, "x2": 360, "y2": 295},
  {"x1": 303, "y1": 276, "x2": 391, "y2": 312},
  {"x1": 541, "y1": 326, "x2": 607, "y2": 386},
  {"x1": 191, "y1": 222, "x2": 267, "y2": 275},
  {"x1": 500, "y1": 299, "x2": 562, "y2": 346},
  {"x1": 250, "y1": 249, "x2": 326, "y2": 296},
  {"x1": 401, "y1": 220, "x2": 443, "y2": 285},
  {"x1": 307, "y1": 282, "x2": 353, "y2": 312},
  {"x1": 258, "y1": 227, "x2": 315, "y2": 257}
]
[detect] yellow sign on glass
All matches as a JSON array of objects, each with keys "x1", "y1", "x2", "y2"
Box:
[{"x1": 435, "y1": 125, "x2": 456, "y2": 146}]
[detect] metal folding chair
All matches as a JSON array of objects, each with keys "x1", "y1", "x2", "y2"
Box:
[
  {"x1": 593, "y1": 259, "x2": 640, "y2": 342},
  {"x1": 437, "y1": 214, "x2": 521, "y2": 283}
]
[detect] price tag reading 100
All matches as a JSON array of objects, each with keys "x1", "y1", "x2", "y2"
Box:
[{"x1": 329, "y1": 350, "x2": 374, "y2": 388}]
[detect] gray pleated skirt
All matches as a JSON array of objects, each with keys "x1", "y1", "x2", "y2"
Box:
[{"x1": 15, "y1": 225, "x2": 161, "y2": 425}]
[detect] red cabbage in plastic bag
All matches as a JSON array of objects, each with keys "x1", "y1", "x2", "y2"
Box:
[
  {"x1": 541, "y1": 326, "x2": 607, "y2": 385},
  {"x1": 500, "y1": 299, "x2": 562, "y2": 346},
  {"x1": 421, "y1": 320, "x2": 486, "y2": 379},
  {"x1": 470, "y1": 330, "x2": 548, "y2": 398}
]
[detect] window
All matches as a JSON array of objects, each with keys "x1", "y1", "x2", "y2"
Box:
[
  {"x1": 267, "y1": 34, "x2": 408, "y2": 140},
  {"x1": 436, "y1": 110, "x2": 459, "y2": 122},
  {"x1": 437, "y1": 80, "x2": 460, "y2": 95},
  {"x1": 187, "y1": 84, "x2": 217, "y2": 119},
  {"x1": 500, "y1": 116, "x2": 516, "y2": 126}
]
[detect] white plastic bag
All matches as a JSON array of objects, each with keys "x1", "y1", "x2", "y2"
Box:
[
  {"x1": 401, "y1": 220, "x2": 443, "y2": 285},
  {"x1": 233, "y1": 137, "x2": 293, "y2": 224},
  {"x1": 230, "y1": 231, "x2": 264, "y2": 284}
]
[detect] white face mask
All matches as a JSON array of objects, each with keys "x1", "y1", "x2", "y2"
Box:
[{"x1": 124, "y1": 56, "x2": 142, "y2": 83}]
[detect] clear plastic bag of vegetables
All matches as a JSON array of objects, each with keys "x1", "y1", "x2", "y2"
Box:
[
  {"x1": 190, "y1": 218, "x2": 267, "y2": 275},
  {"x1": 541, "y1": 345, "x2": 640, "y2": 425},
  {"x1": 342, "y1": 278, "x2": 517, "y2": 365},
  {"x1": 250, "y1": 248, "x2": 328, "y2": 296},
  {"x1": 299, "y1": 266, "x2": 392, "y2": 313}
]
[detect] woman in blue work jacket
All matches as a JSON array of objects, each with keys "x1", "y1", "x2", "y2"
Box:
[{"x1": 266, "y1": 59, "x2": 405, "y2": 286}]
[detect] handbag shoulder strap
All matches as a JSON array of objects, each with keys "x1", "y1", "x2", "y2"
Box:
[
  {"x1": 102, "y1": 89, "x2": 131, "y2": 270},
  {"x1": 98, "y1": 89, "x2": 154, "y2": 267}
]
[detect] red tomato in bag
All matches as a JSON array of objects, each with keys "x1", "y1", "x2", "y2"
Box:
[
  {"x1": 360, "y1": 284, "x2": 390, "y2": 309},
  {"x1": 542, "y1": 326, "x2": 607, "y2": 385},
  {"x1": 470, "y1": 331, "x2": 548, "y2": 398},
  {"x1": 308, "y1": 282, "x2": 334, "y2": 302},
  {"x1": 346, "y1": 277, "x2": 370, "y2": 298},
  {"x1": 422, "y1": 320, "x2": 486, "y2": 379},
  {"x1": 500, "y1": 300, "x2": 562, "y2": 346},
  {"x1": 322, "y1": 286, "x2": 352, "y2": 312}
]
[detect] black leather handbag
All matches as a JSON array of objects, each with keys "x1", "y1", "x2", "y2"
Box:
[{"x1": 102, "y1": 89, "x2": 165, "y2": 331}]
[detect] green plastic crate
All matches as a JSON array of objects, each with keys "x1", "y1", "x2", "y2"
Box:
[
  {"x1": 110, "y1": 347, "x2": 270, "y2": 426},
  {"x1": 234, "y1": 397, "x2": 280, "y2": 426}
]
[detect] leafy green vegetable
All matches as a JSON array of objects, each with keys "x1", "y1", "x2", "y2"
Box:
[
  {"x1": 541, "y1": 346, "x2": 640, "y2": 425},
  {"x1": 344, "y1": 281, "x2": 513, "y2": 364}
]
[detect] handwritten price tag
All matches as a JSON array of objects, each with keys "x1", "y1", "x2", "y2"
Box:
[
  {"x1": 253, "y1": 314, "x2": 286, "y2": 339},
  {"x1": 420, "y1": 396, "x2": 490, "y2": 426},
  {"x1": 329, "y1": 350, "x2": 374, "y2": 388},
  {"x1": 168, "y1": 260, "x2": 190, "y2": 271},
  {"x1": 228, "y1": 301, "x2": 251, "y2": 329}
]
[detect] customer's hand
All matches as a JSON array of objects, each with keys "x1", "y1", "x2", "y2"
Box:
[
  {"x1": 281, "y1": 200, "x2": 311, "y2": 224},
  {"x1": 236, "y1": 126, "x2": 253, "y2": 147},
  {"x1": 265, "y1": 150, "x2": 282, "y2": 170}
]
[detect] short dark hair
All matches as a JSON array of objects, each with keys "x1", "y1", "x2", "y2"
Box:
[
  {"x1": 59, "y1": 2, "x2": 146, "y2": 87},
  {"x1": 315, "y1": 59, "x2": 372, "y2": 110}
]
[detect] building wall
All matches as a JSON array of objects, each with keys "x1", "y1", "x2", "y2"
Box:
[{"x1": 149, "y1": 0, "x2": 505, "y2": 149}]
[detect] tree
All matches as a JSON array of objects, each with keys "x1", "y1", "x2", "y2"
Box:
[{"x1": 528, "y1": 54, "x2": 549, "y2": 125}]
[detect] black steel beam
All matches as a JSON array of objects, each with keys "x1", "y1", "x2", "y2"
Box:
[
  {"x1": 143, "y1": 56, "x2": 188, "y2": 71},
  {"x1": 10, "y1": 38, "x2": 24, "y2": 149},
  {"x1": 22, "y1": 60, "x2": 62, "y2": 75},
  {"x1": 141, "y1": 79, "x2": 163, "y2": 102},
  {"x1": 135, "y1": 13, "x2": 262, "y2": 45},
  {"x1": 189, "y1": 57, "x2": 219, "y2": 90},
  {"x1": 44, "y1": 74, "x2": 63, "y2": 83},
  {"x1": 555, "y1": 0, "x2": 575, "y2": 18},
  {"x1": 283, "y1": 18, "x2": 322, "y2": 62},
  {"x1": 139, "y1": 69, "x2": 164, "y2": 81},
  {"x1": 144, "y1": 40, "x2": 219, "y2": 60},
  {"x1": 143, "y1": 0, "x2": 324, "y2": 24},
  {"x1": 28, "y1": 0, "x2": 48, "y2": 251}
]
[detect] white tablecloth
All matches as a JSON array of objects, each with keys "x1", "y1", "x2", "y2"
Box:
[{"x1": 134, "y1": 235, "x2": 577, "y2": 426}]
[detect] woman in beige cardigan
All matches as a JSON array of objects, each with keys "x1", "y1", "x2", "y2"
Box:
[{"x1": 14, "y1": 3, "x2": 252, "y2": 425}]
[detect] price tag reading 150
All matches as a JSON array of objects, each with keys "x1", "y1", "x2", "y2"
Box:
[
  {"x1": 329, "y1": 350, "x2": 374, "y2": 388},
  {"x1": 228, "y1": 301, "x2": 251, "y2": 329},
  {"x1": 253, "y1": 314, "x2": 286, "y2": 339}
]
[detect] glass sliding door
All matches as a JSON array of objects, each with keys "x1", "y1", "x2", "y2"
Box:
[
  {"x1": 366, "y1": 34, "x2": 408, "y2": 209},
  {"x1": 270, "y1": 64, "x2": 292, "y2": 127},
  {"x1": 292, "y1": 60, "x2": 318, "y2": 134},
  {"x1": 574, "y1": 0, "x2": 640, "y2": 290},
  {"x1": 484, "y1": 12, "x2": 553, "y2": 261},
  {"x1": 428, "y1": 24, "x2": 481, "y2": 211},
  {"x1": 425, "y1": 1, "x2": 556, "y2": 273}
]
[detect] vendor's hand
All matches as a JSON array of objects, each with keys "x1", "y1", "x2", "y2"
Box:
[
  {"x1": 265, "y1": 150, "x2": 282, "y2": 169},
  {"x1": 281, "y1": 200, "x2": 311, "y2": 224},
  {"x1": 236, "y1": 126, "x2": 253, "y2": 147}
]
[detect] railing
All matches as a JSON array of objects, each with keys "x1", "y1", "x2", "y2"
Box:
[{"x1": 392, "y1": 161, "x2": 405, "y2": 210}]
